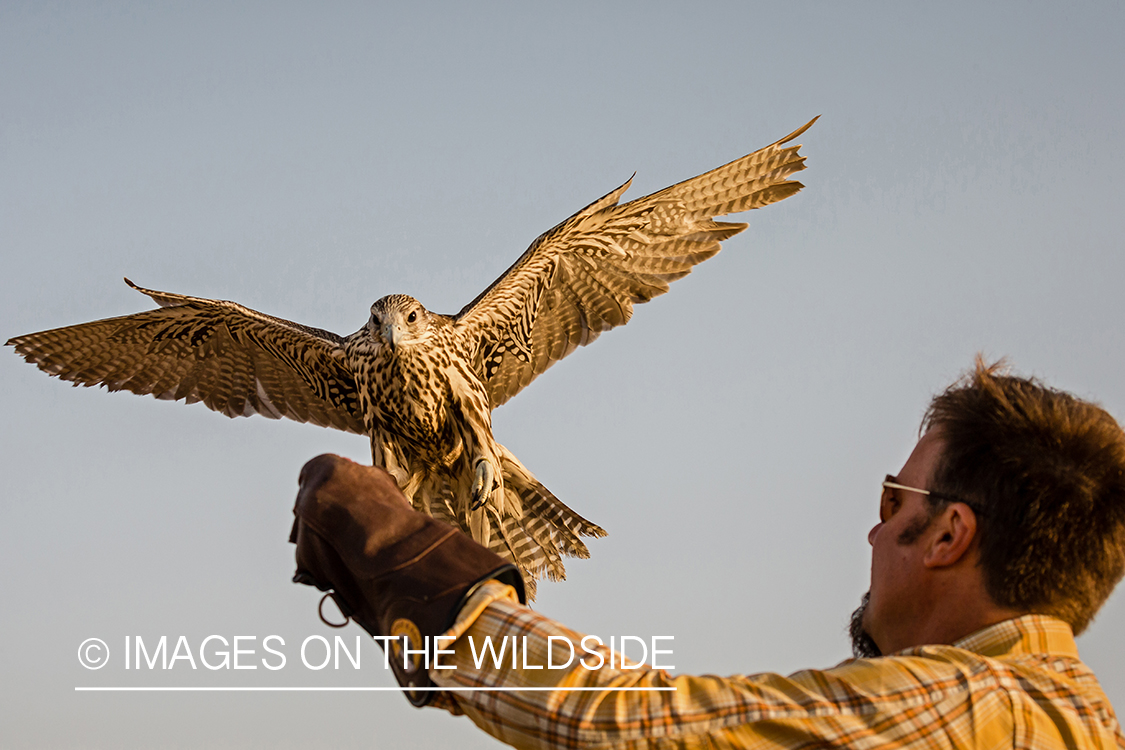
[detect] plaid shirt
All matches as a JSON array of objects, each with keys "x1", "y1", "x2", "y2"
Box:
[{"x1": 430, "y1": 581, "x2": 1124, "y2": 749}]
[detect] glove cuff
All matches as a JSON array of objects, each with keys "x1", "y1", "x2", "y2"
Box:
[{"x1": 290, "y1": 454, "x2": 526, "y2": 706}]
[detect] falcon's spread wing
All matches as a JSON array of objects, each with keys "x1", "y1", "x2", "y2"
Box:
[
  {"x1": 454, "y1": 118, "x2": 816, "y2": 408},
  {"x1": 7, "y1": 279, "x2": 367, "y2": 434}
]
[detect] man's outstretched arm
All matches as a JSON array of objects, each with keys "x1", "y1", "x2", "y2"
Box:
[
  {"x1": 288, "y1": 454, "x2": 1117, "y2": 750},
  {"x1": 426, "y1": 579, "x2": 1064, "y2": 750}
]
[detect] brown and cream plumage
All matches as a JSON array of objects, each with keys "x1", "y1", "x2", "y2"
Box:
[{"x1": 7, "y1": 118, "x2": 815, "y2": 597}]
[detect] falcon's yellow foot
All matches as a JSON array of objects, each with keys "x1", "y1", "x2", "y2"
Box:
[{"x1": 470, "y1": 458, "x2": 495, "y2": 510}]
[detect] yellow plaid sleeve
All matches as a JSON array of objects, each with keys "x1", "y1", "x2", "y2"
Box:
[{"x1": 429, "y1": 581, "x2": 1124, "y2": 750}]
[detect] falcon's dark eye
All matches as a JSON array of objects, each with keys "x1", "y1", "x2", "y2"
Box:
[
  {"x1": 407, "y1": 311, "x2": 417, "y2": 324},
  {"x1": 371, "y1": 314, "x2": 380, "y2": 326}
]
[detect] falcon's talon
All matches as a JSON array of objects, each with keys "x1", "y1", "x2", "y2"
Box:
[{"x1": 470, "y1": 458, "x2": 495, "y2": 510}]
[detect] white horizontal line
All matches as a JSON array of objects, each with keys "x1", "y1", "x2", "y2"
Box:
[{"x1": 75, "y1": 686, "x2": 676, "y2": 692}]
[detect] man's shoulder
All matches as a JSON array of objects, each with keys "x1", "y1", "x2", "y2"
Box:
[
  {"x1": 782, "y1": 614, "x2": 1111, "y2": 722},
  {"x1": 770, "y1": 616, "x2": 1079, "y2": 702}
]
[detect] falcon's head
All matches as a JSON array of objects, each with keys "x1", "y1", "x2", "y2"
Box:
[{"x1": 369, "y1": 295, "x2": 433, "y2": 352}]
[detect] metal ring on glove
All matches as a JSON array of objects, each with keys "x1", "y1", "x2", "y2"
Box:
[{"x1": 318, "y1": 593, "x2": 350, "y2": 628}]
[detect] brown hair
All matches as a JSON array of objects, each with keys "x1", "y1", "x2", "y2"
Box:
[{"x1": 922, "y1": 357, "x2": 1125, "y2": 634}]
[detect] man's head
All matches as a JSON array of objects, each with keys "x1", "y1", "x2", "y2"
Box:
[{"x1": 853, "y1": 358, "x2": 1125, "y2": 657}]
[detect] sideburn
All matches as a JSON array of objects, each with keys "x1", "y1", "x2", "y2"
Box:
[{"x1": 896, "y1": 505, "x2": 941, "y2": 546}]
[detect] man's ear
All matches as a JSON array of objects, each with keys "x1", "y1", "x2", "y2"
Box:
[{"x1": 922, "y1": 505, "x2": 978, "y2": 569}]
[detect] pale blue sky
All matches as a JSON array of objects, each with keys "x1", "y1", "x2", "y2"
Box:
[{"x1": 2, "y1": 2, "x2": 1123, "y2": 747}]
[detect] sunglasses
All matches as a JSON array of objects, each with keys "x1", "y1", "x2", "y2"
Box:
[{"x1": 881, "y1": 475, "x2": 989, "y2": 519}]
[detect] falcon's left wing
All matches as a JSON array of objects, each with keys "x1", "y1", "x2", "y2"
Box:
[
  {"x1": 7, "y1": 279, "x2": 367, "y2": 434},
  {"x1": 454, "y1": 118, "x2": 815, "y2": 409}
]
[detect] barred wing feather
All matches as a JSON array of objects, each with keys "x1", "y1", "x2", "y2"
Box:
[
  {"x1": 454, "y1": 117, "x2": 816, "y2": 409},
  {"x1": 6, "y1": 279, "x2": 366, "y2": 434}
]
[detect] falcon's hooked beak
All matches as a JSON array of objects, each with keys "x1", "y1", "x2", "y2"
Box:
[{"x1": 382, "y1": 322, "x2": 403, "y2": 352}]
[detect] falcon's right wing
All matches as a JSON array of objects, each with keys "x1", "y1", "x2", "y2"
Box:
[
  {"x1": 7, "y1": 279, "x2": 367, "y2": 434},
  {"x1": 454, "y1": 118, "x2": 815, "y2": 409}
]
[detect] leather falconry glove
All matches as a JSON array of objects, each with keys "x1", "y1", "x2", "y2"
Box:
[{"x1": 289, "y1": 454, "x2": 526, "y2": 706}]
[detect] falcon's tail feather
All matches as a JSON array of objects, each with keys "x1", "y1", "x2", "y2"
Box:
[
  {"x1": 396, "y1": 449, "x2": 603, "y2": 601},
  {"x1": 485, "y1": 446, "x2": 606, "y2": 594}
]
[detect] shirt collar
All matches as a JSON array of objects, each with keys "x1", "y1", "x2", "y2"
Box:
[{"x1": 951, "y1": 614, "x2": 1079, "y2": 659}]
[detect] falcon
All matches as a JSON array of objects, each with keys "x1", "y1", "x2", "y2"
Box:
[{"x1": 8, "y1": 118, "x2": 814, "y2": 597}]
